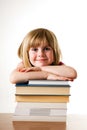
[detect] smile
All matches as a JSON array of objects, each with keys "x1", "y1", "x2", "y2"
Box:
[{"x1": 36, "y1": 59, "x2": 47, "y2": 61}]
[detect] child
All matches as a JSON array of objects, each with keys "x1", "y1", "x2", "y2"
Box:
[{"x1": 10, "y1": 28, "x2": 77, "y2": 84}]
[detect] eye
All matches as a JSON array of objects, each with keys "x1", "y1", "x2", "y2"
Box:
[
  {"x1": 31, "y1": 48, "x2": 38, "y2": 51},
  {"x1": 44, "y1": 47, "x2": 51, "y2": 51}
]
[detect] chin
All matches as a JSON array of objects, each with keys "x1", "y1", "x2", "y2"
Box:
[{"x1": 35, "y1": 63, "x2": 47, "y2": 67}]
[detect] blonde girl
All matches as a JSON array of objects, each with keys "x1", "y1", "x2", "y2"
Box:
[{"x1": 10, "y1": 28, "x2": 77, "y2": 83}]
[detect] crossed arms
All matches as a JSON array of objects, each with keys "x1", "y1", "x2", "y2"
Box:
[{"x1": 10, "y1": 62, "x2": 77, "y2": 84}]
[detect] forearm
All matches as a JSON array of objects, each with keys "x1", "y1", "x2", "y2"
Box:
[
  {"x1": 40, "y1": 65, "x2": 77, "y2": 79},
  {"x1": 10, "y1": 69, "x2": 48, "y2": 84}
]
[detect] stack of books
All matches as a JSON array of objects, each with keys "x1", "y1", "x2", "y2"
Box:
[{"x1": 13, "y1": 80, "x2": 71, "y2": 122}]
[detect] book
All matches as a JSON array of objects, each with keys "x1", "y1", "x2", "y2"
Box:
[
  {"x1": 28, "y1": 80, "x2": 69, "y2": 85},
  {"x1": 14, "y1": 102, "x2": 67, "y2": 109},
  {"x1": 13, "y1": 105, "x2": 67, "y2": 122},
  {"x1": 15, "y1": 95, "x2": 70, "y2": 102},
  {"x1": 16, "y1": 85, "x2": 70, "y2": 95},
  {"x1": 14, "y1": 107, "x2": 67, "y2": 116},
  {"x1": 14, "y1": 105, "x2": 67, "y2": 116},
  {"x1": 16, "y1": 80, "x2": 69, "y2": 86}
]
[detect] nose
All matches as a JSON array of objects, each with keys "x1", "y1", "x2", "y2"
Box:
[{"x1": 38, "y1": 49, "x2": 44, "y2": 57}]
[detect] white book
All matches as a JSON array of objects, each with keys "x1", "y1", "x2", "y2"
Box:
[
  {"x1": 14, "y1": 103, "x2": 67, "y2": 117},
  {"x1": 13, "y1": 102, "x2": 67, "y2": 122},
  {"x1": 28, "y1": 80, "x2": 69, "y2": 85},
  {"x1": 14, "y1": 102, "x2": 67, "y2": 109},
  {"x1": 14, "y1": 107, "x2": 67, "y2": 116}
]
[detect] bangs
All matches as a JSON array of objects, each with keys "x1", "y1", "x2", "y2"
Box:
[
  {"x1": 30, "y1": 38, "x2": 49, "y2": 47},
  {"x1": 26, "y1": 28, "x2": 55, "y2": 50}
]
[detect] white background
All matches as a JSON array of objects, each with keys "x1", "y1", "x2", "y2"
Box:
[{"x1": 0, "y1": 0, "x2": 87, "y2": 114}]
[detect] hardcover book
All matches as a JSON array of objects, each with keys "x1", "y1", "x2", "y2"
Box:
[
  {"x1": 15, "y1": 95, "x2": 70, "y2": 102},
  {"x1": 16, "y1": 80, "x2": 69, "y2": 86},
  {"x1": 16, "y1": 85, "x2": 70, "y2": 95}
]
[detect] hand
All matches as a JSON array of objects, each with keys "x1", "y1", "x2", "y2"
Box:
[{"x1": 19, "y1": 67, "x2": 41, "y2": 72}]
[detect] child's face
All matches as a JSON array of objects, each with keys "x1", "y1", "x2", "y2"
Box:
[{"x1": 28, "y1": 42, "x2": 54, "y2": 67}]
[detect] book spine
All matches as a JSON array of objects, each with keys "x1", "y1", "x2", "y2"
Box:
[{"x1": 15, "y1": 95, "x2": 69, "y2": 103}]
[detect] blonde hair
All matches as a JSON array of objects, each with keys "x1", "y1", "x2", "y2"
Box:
[{"x1": 18, "y1": 28, "x2": 62, "y2": 68}]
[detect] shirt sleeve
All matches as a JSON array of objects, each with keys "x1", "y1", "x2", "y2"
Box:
[{"x1": 58, "y1": 61, "x2": 64, "y2": 65}]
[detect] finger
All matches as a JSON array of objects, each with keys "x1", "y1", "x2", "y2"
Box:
[{"x1": 19, "y1": 68, "x2": 26, "y2": 72}]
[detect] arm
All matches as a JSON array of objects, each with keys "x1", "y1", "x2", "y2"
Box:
[
  {"x1": 40, "y1": 65, "x2": 77, "y2": 79},
  {"x1": 10, "y1": 62, "x2": 77, "y2": 84},
  {"x1": 10, "y1": 67, "x2": 73, "y2": 84},
  {"x1": 10, "y1": 68, "x2": 48, "y2": 84}
]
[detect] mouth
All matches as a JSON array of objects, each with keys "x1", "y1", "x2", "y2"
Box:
[{"x1": 36, "y1": 59, "x2": 47, "y2": 61}]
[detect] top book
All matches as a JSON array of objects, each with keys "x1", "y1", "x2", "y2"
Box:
[{"x1": 25, "y1": 80, "x2": 69, "y2": 85}]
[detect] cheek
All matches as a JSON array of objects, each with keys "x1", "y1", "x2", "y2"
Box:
[
  {"x1": 29, "y1": 55, "x2": 34, "y2": 61},
  {"x1": 29, "y1": 53, "x2": 36, "y2": 61},
  {"x1": 52, "y1": 54, "x2": 54, "y2": 62},
  {"x1": 49, "y1": 51, "x2": 54, "y2": 60},
  {"x1": 29, "y1": 51, "x2": 34, "y2": 58}
]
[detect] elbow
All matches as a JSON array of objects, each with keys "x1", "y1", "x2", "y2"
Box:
[
  {"x1": 9, "y1": 71, "x2": 19, "y2": 84},
  {"x1": 10, "y1": 74, "x2": 17, "y2": 84},
  {"x1": 70, "y1": 69, "x2": 77, "y2": 80},
  {"x1": 10, "y1": 78, "x2": 16, "y2": 84}
]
